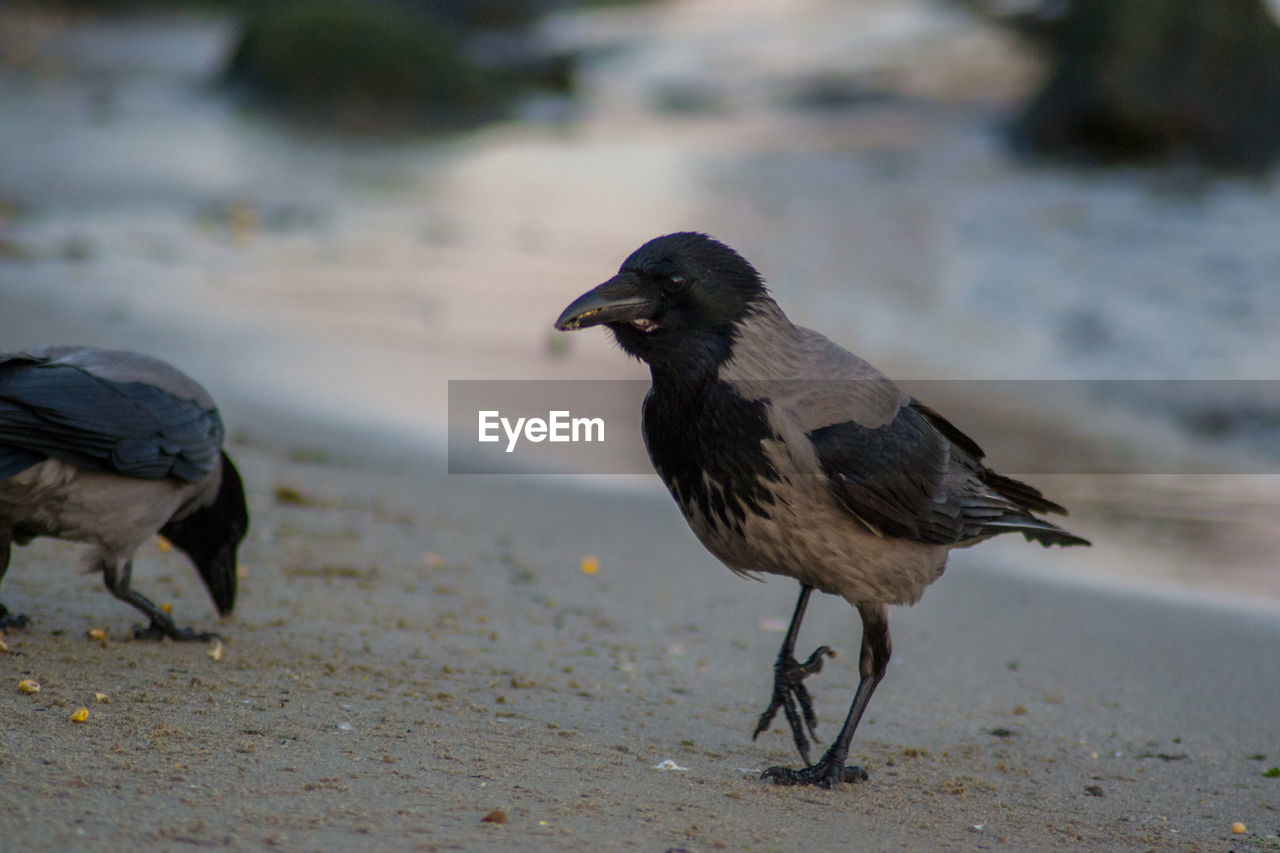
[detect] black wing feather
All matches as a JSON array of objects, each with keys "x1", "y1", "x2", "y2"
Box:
[
  {"x1": 0, "y1": 353, "x2": 223, "y2": 482},
  {"x1": 808, "y1": 403, "x2": 1087, "y2": 547},
  {"x1": 808, "y1": 405, "x2": 960, "y2": 543},
  {"x1": 908, "y1": 400, "x2": 986, "y2": 460},
  {"x1": 0, "y1": 445, "x2": 46, "y2": 479}
]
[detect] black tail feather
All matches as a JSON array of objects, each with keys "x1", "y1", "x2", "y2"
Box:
[
  {"x1": 980, "y1": 469, "x2": 1070, "y2": 516},
  {"x1": 981, "y1": 516, "x2": 1091, "y2": 547}
]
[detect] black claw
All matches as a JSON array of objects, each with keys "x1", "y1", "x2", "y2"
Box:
[
  {"x1": 131, "y1": 620, "x2": 218, "y2": 642},
  {"x1": 752, "y1": 644, "x2": 835, "y2": 764},
  {"x1": 761, "y1": 758, "x2": 868, "y2": 789}
]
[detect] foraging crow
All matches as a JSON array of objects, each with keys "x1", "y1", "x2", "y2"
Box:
[
  {"x1": 0, "y1": 346, "x2": 248, "y2": 641},
  {"x1": 555, "y1": 232, "x2": 1089, "y2": 788}
]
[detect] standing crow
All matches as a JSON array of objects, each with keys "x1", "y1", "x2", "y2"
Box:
[
  {"x1": 555, "y1": 232, "x2": 1089, "y2": 788},
  {"x1": 0, "y1": 346, "x2": 249, "y2": 641}
]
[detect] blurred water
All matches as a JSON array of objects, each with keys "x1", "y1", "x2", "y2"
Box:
[{"x1": 1, "y1": 2, "x2": 1278, "y2": 599}]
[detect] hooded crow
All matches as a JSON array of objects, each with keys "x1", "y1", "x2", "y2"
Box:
[
  {"x1": 555, "y1": 232, "x2": 1090, "y2": 788},
  {"x1": 0, "y1": 346, "x2": 248, "y2": 641}
]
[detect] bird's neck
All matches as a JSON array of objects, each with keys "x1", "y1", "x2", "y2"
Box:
[
  {"x1": 716, "y1": 300, "x2": 800, "y2": 382},
  {"x1": 646, "y1": 298, "x2": 796, "y2": 393},
  {"x1": 649, "y1": 361, "x2": 713, "y2": 407},
  {"x1": 637, "y1": 327, "x2": 730, "y2": 389}
]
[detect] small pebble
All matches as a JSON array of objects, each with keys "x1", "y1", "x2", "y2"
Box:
[{"x1": 1231, "y1": 822, "x2": 1246, "y2": 835}]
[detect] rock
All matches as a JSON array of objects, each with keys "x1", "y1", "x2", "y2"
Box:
[
  {"x1": 222, "y1": 0, "x2": 505, "y2": 132},
  {"x1": 1009, "y1": 0, "x2": 1280, "y2": 171}
]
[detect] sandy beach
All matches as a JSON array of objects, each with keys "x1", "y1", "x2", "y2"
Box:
[
  {"x1": 2, "y1": 1, "x2": 1279, "y2": 849},
  {"x1": 2, "y1": 413, "x2": 1278, "y2": 850}
]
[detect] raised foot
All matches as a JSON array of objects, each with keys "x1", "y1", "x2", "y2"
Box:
[
  {"x1": 0, "y1": 604, "x2": 31, "y2": 630},
  {"x1": 131, "y1": 620, "x2": 218, "y2": 642},
  {"x1": 752, "y1": 645, "x2": 835, "y2": 764},
  {"x1": 761, "y1": 759, "x2": 868, "y2": 789}
]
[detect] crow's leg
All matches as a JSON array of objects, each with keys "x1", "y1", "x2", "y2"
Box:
[
  {"x1": 101, "y1": 557, "x2": 217, "y2": 642},
  {"x1": 752, "y1": 584, "x2": 836, "y2": 765},
  {"x1": 0, "y1": 538, "x2": 31, "y2": 629},
  {"x1": 762, "y1": 602, "x2": 890, "y2": 788}
]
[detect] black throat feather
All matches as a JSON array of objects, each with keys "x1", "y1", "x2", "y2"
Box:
[
  {"x1": 643, "y1": 370, "x2": 780, "y2": 535},
  {"x1": 609, "y1": 318, "x2": 739, "y2": 381}
]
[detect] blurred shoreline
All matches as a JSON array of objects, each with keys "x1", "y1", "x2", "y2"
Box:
[{"x1": 1, "y1": 2, "x2": 1277, "y2": 605}]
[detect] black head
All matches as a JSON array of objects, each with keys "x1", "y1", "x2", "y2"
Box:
[
  {"x1": 555, "y1": 232, "x2": 769, "y2": 373},
  {"x1": 159, "y1": 451, "x2": 249, "y2": 617}
]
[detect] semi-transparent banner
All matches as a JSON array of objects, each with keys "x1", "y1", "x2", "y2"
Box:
[{"x1": 447, "y1": 379, "x2": 1280, "y2": 475}]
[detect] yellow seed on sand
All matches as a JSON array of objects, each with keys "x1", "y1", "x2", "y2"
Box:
[
  {"x1": 70, "y1": 708, "x2": 89, "y2": 723},
  {"x1": 94, "y1": 692, "x2": 110, "y2": 704},
  {"x1": 0, "y1": 639, "x2": 9, "y2": 653},
  {"x1": 208, "y1": 640, "x2": 223, "y2": 661},
  {"x1": 579, "y1": 556, "x2": 600, "y2": 576},
  {"x1": 161, "y1": 602, "x2": 173, "y2": 615},
  {"x1": 156, "y1": 536, "x2": 173, "y2": 553},
  {"x1": 18, "y1": 679, "x2": 39, "y2": 694},
  {"x1": 1231, "y1": 822, "x2": 1246, "y2": 835}
]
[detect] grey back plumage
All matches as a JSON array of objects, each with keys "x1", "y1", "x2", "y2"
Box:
[
  {"x1": 720, "y1": 302, "x2": 1088, "y2": 548},
  {"x1": 0, "y1": 347, "x2": 224, "y2": 483}
]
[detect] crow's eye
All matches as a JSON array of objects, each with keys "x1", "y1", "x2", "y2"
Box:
[{"x1": 663, "y1": 275, "x2": 686, "y2": 293}]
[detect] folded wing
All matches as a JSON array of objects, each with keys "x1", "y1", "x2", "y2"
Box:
[
  {"x1": 770, "y1": 332, "x2": 1088, "y2": 548},
  {"x1": 0, "y1": 347, "x2": 224, "y2": 483}
]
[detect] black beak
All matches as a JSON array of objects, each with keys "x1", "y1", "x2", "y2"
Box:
[
  {"x1": 555, "y1": 273, "x2": 655, "y2": 331},
  {"x1": 194, "y1": 544, "x2": 238, "y2": 617}
]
